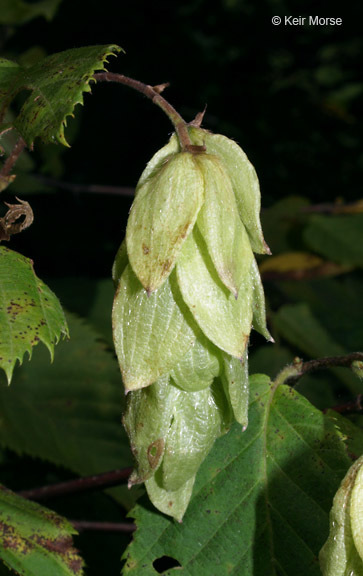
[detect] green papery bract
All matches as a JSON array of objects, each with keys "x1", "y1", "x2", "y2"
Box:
[
  {"x1": 123, "y1": 375, "x2": 180, "y2": 484},
  {"x1": 126, "y1": 152, "x2": 204, "y2": 293},
  {"x1": 195, "y1": 153, "x2": 254, "y2": 298},
  {"x1": 112, "y1": 239, "x2": 128, "y2": 288},
  {"x1": 189, "y1": 126, "x2": 270, "y2": 255},
  {"x1": 220, "y1": 348, "x2": 249, "y2": 428},
  {"x1": 134, "y1": 133, "x2": 180, "y2": 194},
  {"x1": 351, "y1": 461, "x2": 363, "y2": 563},
  {"x1": 170, "y1": 332, "x2": 220, "y2": 392},
  {"x1": 176, "y1": 228, "x2": 253, "y2": 359},
  {"x1": 250, "y1": 257, "x2": 272, "y2": 341},
  {"x1": 112, "y1": 264, "x2": 197, "y2": 390},
  {"x1": 319, "y1": 455, "x2": 363, "y2": 576},
  {"x1": 145, "y1": 473, "x2": 196, "y2": 523},
  {"x1": 157, "y1": 385, "x2": 224, "y2": 492}
]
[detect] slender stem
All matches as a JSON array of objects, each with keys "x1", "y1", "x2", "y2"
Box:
[
  {"x1": 17, "y1": 467, "x2": 133, "y2": 501},
  {"x1": 34, "y1": 174, "x2": 135, "y2": 197},
  {"x1": 274, "y1": 352, "x2": 363, "y2": 387},
  {"x1": 70, "y1": 520, "x2": 136, "y2": 533},
  {"x1": 0, "y1": 137, "x2": 26, "y2": 178},
  {"x1": 94, "y1": 72, "x2": 194, "y2": 151},
  {"x1": 328, "y1": 394, "x2": 363, "y2": 415}
]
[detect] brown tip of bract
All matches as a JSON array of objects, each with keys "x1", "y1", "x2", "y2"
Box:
[
  {"x1": 189, "y1": 106, "x2": 207, "y2": 128},
  {"x1": 263, "y1": 241, "x2": 272, "y2": 255}
]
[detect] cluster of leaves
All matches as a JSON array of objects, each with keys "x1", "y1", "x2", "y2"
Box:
[{"x1": 0, "y1": 9, "x2": 362, "y2": 576}]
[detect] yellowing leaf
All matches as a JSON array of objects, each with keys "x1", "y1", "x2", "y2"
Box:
[
  {"x1": 260, "y1": 251, "x2": 324, "y2": 273},
  {"x1": 196, "y1": 154, "x2": 254, "y2": 297},
  {"x1": 126, "y1": 152, "x2": 204, "y2": 293},
  {"x1": 0, "y1": 485, "x2": 83, "y2": 576},
  {"x1": 176, "y1": 228, "x2": 253, "y2": 359},
  {"x1": 112, "y1": 265, "x2": 197, "y2": 390}
]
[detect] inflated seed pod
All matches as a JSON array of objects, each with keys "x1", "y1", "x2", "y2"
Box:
[
  {"x1": 319, "y1": 455, "x2": 363, "y2": 575},
  {"x1": 126, "y1": 152, "x2": 204, "y2": 293},
  {"x1": 112, "y1": 127, "x2": 271, "y2": 520},
  {"x1": 194, "y1": 153, "x2": 253, "y2": 298},
  {"x1": 113, "y1": 265, "x2": 198, "y2": 391},
  {"x1": 123, "y1": 375, "x2": 179, "y2": 485},
  {"x1": 188, "y1": 125, "x2": 270, "y2": 255},
  {"x1": 176, "y1": 227, "x2": 253, "y2": 360}
]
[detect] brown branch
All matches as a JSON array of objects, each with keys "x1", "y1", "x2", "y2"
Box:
[
  {"x1": 94, "y1": 72, "x2": 205, "y2": 153},
  {"x1": 70, "y1": 520, "x2": 136, "y2": 533},
  {"x1": 275, "y1": 352, "x2": 363, "y2": 387},
  {"x1": 328, "y1": 394, "x2": 363, "y2": 415},
  {"x1": 17, "y1": 467, "x2": 133, "y2": 501},
  {"x1": 34, "y1": 174, "x2": 135, "y2": 197},
  {"x1": 0, "y1": 137, "x2": 26, "y2": 186}
]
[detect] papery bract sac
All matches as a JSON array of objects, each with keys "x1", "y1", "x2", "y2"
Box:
[{"x1": 112, "y1": 126, "x2": 272, "y2": 520}]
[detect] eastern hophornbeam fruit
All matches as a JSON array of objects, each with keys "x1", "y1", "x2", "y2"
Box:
[
  {"x1": 112, "y1": 126, "x2": 272, "y2": 521},
  {"x1": 319, "y1": 454, "x2": 363, "y2": 576}
]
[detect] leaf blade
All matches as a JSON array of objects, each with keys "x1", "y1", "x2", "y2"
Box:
[
  {"x1": 123, "y1": 375, "x2": 351, "y2": 576},
  {"x1": 0, "y1": 485, "x2": 83, "y2": 576},
  {"x1": 0, "y1": 45, "x2": 121, "y2": 146},
  {"x1": 0, "y1": 247, "x2": 68, "y2": 383}
]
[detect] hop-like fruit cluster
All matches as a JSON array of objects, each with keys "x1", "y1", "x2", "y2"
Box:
[{"x1": 112, "y1": 126, "x2": 272, "y2": 520}]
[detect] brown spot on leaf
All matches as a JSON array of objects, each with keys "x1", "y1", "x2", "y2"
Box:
[
  {"x1": 147, "y1": 439, "x2": 164, "y2": 469},
  {"x1": 142, "y1": 243, "x2": 150, "y2": 255}
]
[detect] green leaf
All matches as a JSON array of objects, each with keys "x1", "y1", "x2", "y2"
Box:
[
  {"x1": 126, "y1": 152, "x2": 204, "y2": 293},
  {"x1": 319, "y1": 456, "x2": 363, "y2": 576},
  {"x1": 0, "y1": 45, "x2": 121, "y2": 146},
  {"x1": 274, "y1": 302, "x2": 361, "y2": 394},
  {"x1": 122, "y1": 375, "x2": 350, "y2": 576},
  {"x1": 0, "y1": 313, "x2": 132, "y2": 507},
  {"x1": 170, "y1": 332, "x2": 220, "y2": 392},
  {"x1": 304, "y1": 214, "x2": 363, "y2": 267},
  {"x1": 176, "y1": 228, "x2": 253, "y2": 358},
  {"x1": 189, "y1": 126, "x2": 269, "y2": 254},
  {"x1": 195, "y1": 153, "x2": 253, "y2": 297},
  {"x1": 0, "y1": 0, "x2": 62, "y2": 24},
  {"x1": 112, "y1": 265, "x2": 197, "y2": 390},
  {"x1": 0, "y1": 484, "x2": 83, "y2": 576},
  {"x1": 123, "y1": 375, "x2": 180, "y2": 485},
  {"x1": 0, "y1": 247, "x2": 68, "y2": 383}
]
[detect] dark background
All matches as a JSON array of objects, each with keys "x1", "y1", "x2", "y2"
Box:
[{"x1": 2, "y1": 0, "x2": 362, "y2": 277}]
